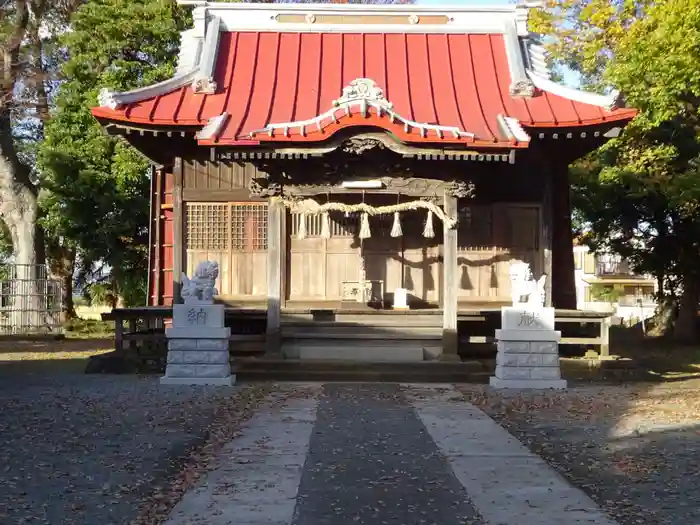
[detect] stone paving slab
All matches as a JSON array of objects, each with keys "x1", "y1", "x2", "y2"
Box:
[
  {"x1": 163, "y1": 393, "x2": 321, "y2": 525},
  {"x1": 161, "y1": 382, "x2": 619, "y2": 525},
  {"x1": 406, "y1": 384, "x2": 619, "y2": 525}
]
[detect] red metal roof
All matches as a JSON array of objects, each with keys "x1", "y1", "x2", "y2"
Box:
[{"x1": 91, "y1": 31, "x2": 637, "y2": 148}]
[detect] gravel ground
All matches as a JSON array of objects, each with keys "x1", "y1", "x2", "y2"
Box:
[
  {"x1": 0, "y1": 366, "x2": 271, "y2": 525},
  {"x1": 459, "y1": 380, "x2": 700, "y2": 525}
]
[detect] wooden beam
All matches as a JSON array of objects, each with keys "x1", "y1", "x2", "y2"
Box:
[
  {"x1": 266, "y1": 199, "x2": 286, "y2": 355},
  {"x1": 183, "y1": 188, "x2": 264, "y2": 202},
  {"x1": 172, "y1": 157, "x2": 184, "y2": 304},
  {"x1": 441, "y1": 193, "x2": 459, "y2": 360}
]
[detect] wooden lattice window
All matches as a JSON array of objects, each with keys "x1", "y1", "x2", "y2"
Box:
[
  {"x1": 186, "y1": 203, "x2": 230, "y2": 250},
  {"x1": 232, "y1": 203, "x2": 268, "y2": 251},
  {"x1": 291, "y1": 212, "x2": 356, "y2": 237},
  {"x1": 186, "y1": 202, "x2": 268, "y2": 252}
]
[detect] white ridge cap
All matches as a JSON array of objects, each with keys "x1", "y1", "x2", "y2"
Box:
[
  {"x1": 176, "y1": 1, "x2": 541, "y2": 36},
  {"x1": 526, "y1": 71, "x2": 621, "y2": 111}
]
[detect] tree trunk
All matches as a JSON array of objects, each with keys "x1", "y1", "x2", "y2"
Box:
[
  {"x1": 62, "y1": 273, "x2": 75, "y2": 320},
  {"x1": 0, "y1": 108, "x2": 39, "y2": 267},
  {"x1": 47, "y1": 244, "x2": 76, "y2": 321},
  {"x1": 674, "y1": 273, "x2": 698, "y2": 343},
  {"x1": 650, "y1": 295, "x2": 675, "y2": 337},
  {"x1": 0, "y1": 107, "x2": 41, "y2": 331}
]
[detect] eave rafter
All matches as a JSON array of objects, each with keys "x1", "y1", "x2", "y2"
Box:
[{"x1": 213, "y1": 132, "x2": 516, "y2": 163}]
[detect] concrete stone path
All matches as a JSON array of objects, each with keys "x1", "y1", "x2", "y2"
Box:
[{"x1": 164, "y1": 383, "x2": 619, "y2": 525}]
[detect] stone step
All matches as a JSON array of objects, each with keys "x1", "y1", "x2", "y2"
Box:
[
  {"x1": 281, "y1": 338, "x2": 443, "y2": 360},
  {"x1": 233, "y1": 358, "x2": 493, "y2": 383},
  {"x1": 280, "y1": 314, "x2": 442, "y2": 326},
  {"x1": 280, "y1": 326, "x2": 442, "y2": 339},
  {"x1": 299, "y1": 345, "x2": 424, "y2": 362}
]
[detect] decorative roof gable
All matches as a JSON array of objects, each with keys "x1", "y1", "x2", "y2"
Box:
[{"x1": 92, "y1": 1, "x2": 636, "y2": 148}]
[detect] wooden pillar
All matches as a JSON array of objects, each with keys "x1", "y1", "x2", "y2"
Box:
[
  {"x1": 441, "y1": 194, "x2": 459, "y2": 360},
  {"x1": 152, "y1": 166, "x2": 163, "y2": 306},
  {"x1": 550, "y1": 160, "x2": 578, "y2": 309},
  {"x1": 172, "y1": 157, "x2": 184, "y2": 305},
  {"x1": 542, "y1": 170, "x2": 553, "y2": 307},
  {"x1": 599, "y1": 315, "x2": 611, "y2": 358},
  {"x1": 266, "y1": 199, "x2": 286, "y2": 356}
]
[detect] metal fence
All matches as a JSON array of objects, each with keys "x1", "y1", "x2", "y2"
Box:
[{"x1": 0, "y1": 264, "x2": 63, "y2": 335}]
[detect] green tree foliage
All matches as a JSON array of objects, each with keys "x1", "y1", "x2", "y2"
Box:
[
  {"x1": 590, "y1": 283, "x2": 621, "y2": 304},
  {"x1": 530, "y1": 0, "x2": 651, "y2": 89},
  {"x1": 536, "y1": 0, "x2": 700, "y2": 341},
  {"x1": 39, "y1": 0, "x2": 190, "y2": 307}
]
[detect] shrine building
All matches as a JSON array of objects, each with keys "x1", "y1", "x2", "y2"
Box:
[{"x1": 91, "y1": 1, "x2": 636, "y2": 362}]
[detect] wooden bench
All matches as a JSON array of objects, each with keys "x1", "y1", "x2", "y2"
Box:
[
  {"x1": 458, "y1": 308, "x2": 613, "y2": 358},
  {"x1": 101, "y1": 307, "x2": 170, "y2": 354}
]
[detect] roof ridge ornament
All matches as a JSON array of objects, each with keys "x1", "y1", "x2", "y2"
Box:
[
  {"x1": 97, "y1": 89, "x2": 119, "y2": 111},
  {"x1": 509, "y1": 80, "x2": 535, "y2": 97},
  {"x1": 253, "y1": 78, "x2": 474, "y2": 142},
  {"x1": 333, "y1": 78, "x2": 391, "y2": 109}
]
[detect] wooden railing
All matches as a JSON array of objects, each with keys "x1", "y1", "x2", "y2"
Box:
[
  {"x1": 101, "y1": 306, "x2": 267, "y2": 371},
  {"x1": 458, "y1": 309, "x2": 613, "y2": 358}
]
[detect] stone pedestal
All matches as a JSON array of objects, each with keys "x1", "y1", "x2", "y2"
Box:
[
  {"x1": 489, "y1": 306, "x2": 567, "y2": 389},
  {"x1": 161, "y1": 304, "x2": 235, "y2": 386}
]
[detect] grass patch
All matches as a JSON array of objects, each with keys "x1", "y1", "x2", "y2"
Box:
[
  {"x1": 64, "y1": 318, "x2": 115, "y2": 339},
  {"x1": 0, "y1": 338, "x2": 113, "y2": 373}
]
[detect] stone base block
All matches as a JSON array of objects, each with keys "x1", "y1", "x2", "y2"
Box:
[
  {"x1": 172, "y1": 304, "x2": 225, "y2": 329},
  {"x1": 160, "y1": 375, "x2": 236, "y2": 386},
  {"x1": 489, "y1": 377, "x2": 567, "y2": 389},
  {"x1": 497, "y1": 340, "x2": 559, "y2": 354},
  {"x1": 167, "y1": 350, "x2": 229, "y2": 364},
  {"x1": 502, "y1": 306, "x2": 555, "y2": 331},
  {"x1": 495, "y1": 329, "x2": 561, "y2": 342},
  {"x1": 164, "y1": 363, "x2": 232, "y2": 378},
  {"x1": 168, "y1": 338, "x2": 229, "y2": 351},
  {"x1": 497, "y1": 351, "x2": 560, "y2": 367},
  {"x1": 494, "y1": 364, "x2": 562, "y2": 380},
  {"x1": 166, "y1": 327, "x2": 230, "y2": 339}
]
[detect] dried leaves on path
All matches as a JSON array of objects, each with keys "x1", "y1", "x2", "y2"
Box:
[
  {"x1": 0, "y1": 370, "x2": 271, "y2": 525},
  {"x1": 460, "y1": 380, "x2": 700, "y2": 525}
]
